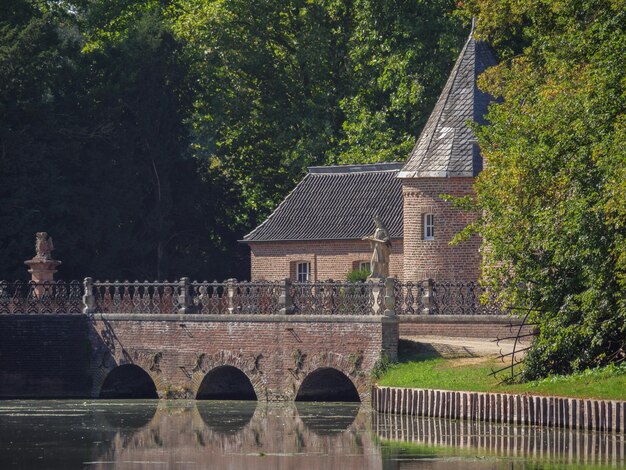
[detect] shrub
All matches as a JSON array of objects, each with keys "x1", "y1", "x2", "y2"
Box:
[{"x1": 347, "y1": 268, "x2": 369, "y2": 283}]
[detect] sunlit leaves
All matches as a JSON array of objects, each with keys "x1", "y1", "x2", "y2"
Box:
[
  {"x1": 466, "y1": 0, "x2": 626, "y2": 378},
  {"x1": 169, "y1": 0, "x2": 463, "y2": 219}
]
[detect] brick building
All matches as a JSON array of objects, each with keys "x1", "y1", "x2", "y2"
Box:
[
  {"x1": 243, "y1": 163, "x2": 405, "y2": 282},
  {"x1": 243, "y1": 31, "x2": 496, "y2": 283}
]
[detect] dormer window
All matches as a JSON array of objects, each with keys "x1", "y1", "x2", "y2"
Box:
[{"x1": 424, "y1": 213, "x2": 434, "y2": 240}]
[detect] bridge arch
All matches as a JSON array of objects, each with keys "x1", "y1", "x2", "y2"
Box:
[
  {"x1": 91, "y1": 350, "x2": 164, "y2": 398},
  {"x1": 196, "y1": 365, "x2": 257, "y2": 400},
  {"x1": 296, "y1": 367, "x2": 360, "y2": 402},
  {"x1": 292, "y1": 351, "x2": 368, "y2": 402},
  {"x1": 191, "y1": 351, "x2": 267, "y2": 400},
  {"x1": 98, "y1": 364, "x2": 158, "y2": 399}
]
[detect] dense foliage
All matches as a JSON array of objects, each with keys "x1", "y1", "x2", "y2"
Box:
[
  {"x1": 463, "y1": 0, "x2": 626, "y2": 378},
  {"x1": 1, "y1": 1, "x2": 245, "y2": 281},
  {"x1": 0, "y1": 0, "x2": 463, "y2": 280}
]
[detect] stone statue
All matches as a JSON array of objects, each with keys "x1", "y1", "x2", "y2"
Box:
[
  {"x1": 35, "y1": 232, "x2": 54, "y2": 259},
  {"x1": 362, "y1": 216, "x2": 391, "y2": 279}
]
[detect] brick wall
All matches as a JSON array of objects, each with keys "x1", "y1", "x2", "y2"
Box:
[
  {"x1": 0, "y1": 315, "x2": 91, "y2": 398},
  {"x1": 89, "y1": 314, "x2": 398, "y2": 401},
  {"x1": 398, "y1": 315, "x2": 535, "y2": 340},
  {"x1": 248, "y1": 239, "x2": 404, "y2": 281},
  {"x1": 402, "y1": 177, "x2": 481, "y2": 282}
]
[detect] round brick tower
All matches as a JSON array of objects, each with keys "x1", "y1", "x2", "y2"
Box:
[{"x1": 397, "y1": 28, "x2": 497, "y2": 282}]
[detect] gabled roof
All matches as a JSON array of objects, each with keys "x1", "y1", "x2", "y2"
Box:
[
  {"x1": 398, "y1": 28, "x2": 497, "y2": 178},
  {"x1": 242, "y1": 163, "x2": 403, "y2": 243}
]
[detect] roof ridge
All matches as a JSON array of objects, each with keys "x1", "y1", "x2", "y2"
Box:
[{"x1": 308, "y1": 162, "x2": 404, "y2": 174}]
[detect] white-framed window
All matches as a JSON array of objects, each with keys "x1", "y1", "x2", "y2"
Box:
[
  {"x1": 359, "y1": 261, "x2": 371, "y2": 272},
  {"x1": 423, "y1": 213, "x2": 435, "y2": 240},
  {"x1": 296, "y1": 262, "x2": 311, "y2": 282}
]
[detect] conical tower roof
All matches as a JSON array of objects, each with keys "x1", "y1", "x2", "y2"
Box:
[{"x1": 398, "y1": 27, "x2": 497, "y2": 178}]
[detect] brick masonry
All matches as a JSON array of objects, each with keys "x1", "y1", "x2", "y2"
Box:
[
  {"x1": 248, "y1": 178, "x2": 483, "y2": 285},
  {"x1": 398, "y1": 315, "x2": 536, "y2": 340},
  {"x1": 88, "y1": 314, "x2": 398, "y2": 401},
  {"x1": 248, "y1": 239, "x2": 404, "y2": 281},
  {"x1": 373, "y1": 386, "x2": 626, "y2": 434},
  {"x1": 0, "y1": 315, "x2": 91, "y2": 398},
  {"x1": 402, "y1": 177, "x2": 481, "y2": 282}
]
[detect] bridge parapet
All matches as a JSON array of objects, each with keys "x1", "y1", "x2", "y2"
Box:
[
  {"x1": 1, "y1": 277, "x2": 511, "y2": 316},
  {"x1": 0, "y1": 280, "x2": 83, "y2": 314},
  {"x1": 394, "y1": 280, "x2": 507, "y2": 316},
  {"x1": 88, "y1": 278, "x2": 390, "y2": 316}
]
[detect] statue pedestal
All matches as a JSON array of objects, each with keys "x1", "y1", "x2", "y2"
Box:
[{"x1": 24, "y1": 257, "x2": 61, "y2": 296}]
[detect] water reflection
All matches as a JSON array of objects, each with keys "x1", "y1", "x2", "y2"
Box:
[
  {"x1": 99, "y1": 400, "x2": 158, "y2": 430},
  {"x1": 296, "y1": 401, "x2": 359, "y2": 435},
  {"x1": 197, "y1": 400, "x2": 257, "y2": 434},
  {"x1": 89, "y1": 401, "x2": 374, "y2": 469},
  {"x1": 0, "y1": 400, "x2": 622, "y2": 469},
  {"x1": 375, "y1": 411, "x2": 626, "y2": 468}
]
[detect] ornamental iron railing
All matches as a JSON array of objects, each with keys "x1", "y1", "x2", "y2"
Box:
[
  {"x1": 394, "y1": 280, "x2": 426, "y2": 315},
  {"x1": 89, "y1": 278, "x2": 283, "y2": 315},
  {"x1": 393, "y1": 280, "x2": 505, "y2": 315},
  {"x1": 0, "y1": 280, "x2": 83, "y2": 314},
  {"x1": 290, "y1": 281, "x2": 385, "y2": 315},
  {"x1": 431, "y1": 281, "x2": 503, "y2": 315},
  {"x1": 0, "y1": 277, "x2": 505, "y2": 316},
  {"x1": 92, "y1": 280, "x2": 181, "y2": 314},
  {"x1": 191, "y1": 280, "x2": 281, "y2": 315}
]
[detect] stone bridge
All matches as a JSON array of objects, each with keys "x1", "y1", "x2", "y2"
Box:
[
  {"x1": 0, "y1": 275, "x2": 515, "y2": 402},
  {"x1": 89, "y1": 312, "x2": 397, "y2": 402},
  {"x1": 84, "y1": 279, "x2": 398, "y2": 402}
]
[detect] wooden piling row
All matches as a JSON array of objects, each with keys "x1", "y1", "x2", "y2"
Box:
[{"x1": 372, "y1": 386, "x2": 625, "y2": 433}]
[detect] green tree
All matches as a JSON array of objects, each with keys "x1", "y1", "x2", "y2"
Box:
[
  {"x1": 0, "y1": 0, "x2": 465, "y2": 283},
  {"x1": 172, "y1": 0, "x2": 463, "y2": 223},
  {"x1": 0, "y1": 0, "x2": 82, "y2": 278},
  {"x1": 0, "y1": 2, "x2": 247, "y2": 281},
  {"x1": 72, "y1": 7, "x2": 249, "y2": 281},
  {"x1": 335, "y1": 0, "x2": 464, "y2": 163},
  {"x1": 461, "y1": 0, "x2": 626, "y2": 378}
]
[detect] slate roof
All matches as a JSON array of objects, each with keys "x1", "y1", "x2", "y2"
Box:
[
  {"x1": 397, "y1": 29, "x2": 497, "y2": 178},
  {"x1": 242, "y1": 163, "x2": 404, "y2": 242}
]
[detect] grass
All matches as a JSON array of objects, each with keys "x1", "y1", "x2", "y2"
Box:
[{"x1": 376, "y1": 341, "x2": 626, "y2": 401}]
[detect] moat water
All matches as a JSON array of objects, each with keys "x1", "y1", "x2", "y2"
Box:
[{"x1": 0, "y1": 400, "x2": 622, "y2": 469}]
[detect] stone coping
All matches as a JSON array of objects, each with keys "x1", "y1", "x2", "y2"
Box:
[
  {"x1": 398, "y1": 315, "x2": 519, "y2": 324},
  {"x1": 89, "y1": 313, "x2": 397, "y2": 323}
]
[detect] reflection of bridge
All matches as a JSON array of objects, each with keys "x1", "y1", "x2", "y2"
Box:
[{"x1": 0, "y1": 401, "x2": 374, "y2": 468}]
